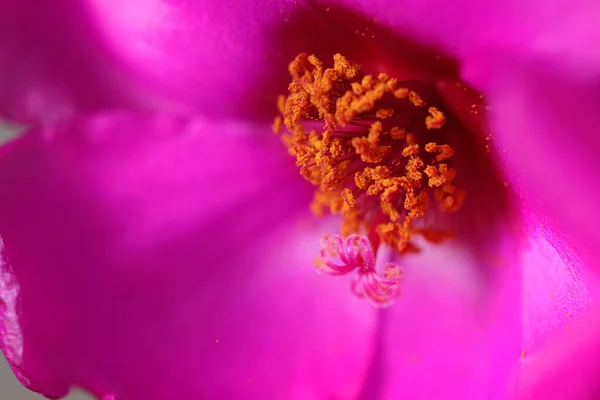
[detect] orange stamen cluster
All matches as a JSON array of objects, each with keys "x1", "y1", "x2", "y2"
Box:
[{"x1": 274, "y1": 53, "x2": 465, "y2": 255}]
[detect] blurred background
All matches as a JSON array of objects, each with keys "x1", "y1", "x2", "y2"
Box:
[
  {"x1": 0, "y1": 125, "x2": 91, "y2": 399},
  {"x1": 1, "y1": 354, "x2": 94, "y2": 399}
]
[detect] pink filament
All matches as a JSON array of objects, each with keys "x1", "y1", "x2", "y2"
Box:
[{"x1": 317, "y1": 234, "x2": 404, "y2": 306}]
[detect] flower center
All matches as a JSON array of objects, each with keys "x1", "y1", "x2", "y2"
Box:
[{"x1": 274, "y1": 53, "x2": 465, "y2": 306}]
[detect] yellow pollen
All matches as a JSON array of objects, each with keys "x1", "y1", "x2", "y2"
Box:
[
  {"x1": 376, "y1": 108, "x2": 395, "y2": 119},
  {"x1": 408, "y1": 91, "x2": 425, "y2": 107},
  {"x1": 275, "y1": 53, "x2": 465, "y2": 257},
  {"x1": 405, "y1": 133, "x2": 417, "y2": 146},
  {"x1": 394, "y1": 88, "x2": 409, "y2": 99},
  {"x1": 389, "y1": 126, "x2": 406, "y2": 140},
  {"x1": 341, "y1": 188, "x2": 356, "y2": 214},
  {"x1": 273, "y1": 116, "x2": 283, "y2": 134},
  {"x1": 402, "y1": 144, "x2": 420, "y2": 158},
  {"x1": 425, "y1": 142, "x2": 456, "y2": 161},
  {"x1": 425, "y1": 107, "x2": 446, "y2": 129}
]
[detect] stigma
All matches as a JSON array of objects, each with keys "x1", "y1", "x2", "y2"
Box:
[{"x1": 274, "y1": 53, "x2": 465, "y2": 306}]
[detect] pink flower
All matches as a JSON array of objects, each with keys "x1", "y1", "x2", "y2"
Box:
[{"x1": 0, "y1": 0, "x2": 598, "y2": 399}]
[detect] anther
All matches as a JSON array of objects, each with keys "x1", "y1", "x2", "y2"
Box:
[{"x1": 275, "y1": 53, "x2": 466, "y2": 305}]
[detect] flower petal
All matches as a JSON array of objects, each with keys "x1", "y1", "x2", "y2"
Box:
[
  {"x1": 516, "y1": 211, "x2": 599, "y2": 399},
  {"x1": 463, "y1": 54, "x2": 600, "y2": 274},
  {"x1": 3, "y1": 0, "x2": 468, "y2": 125},
  {"x1": 89, "y1": 0, "x2": 325, "y2": 120},
  {"x1": 360, "y1": 208, "x2": 596, "y2": 399},
  {"x1": 364, "y1": 214, "x2": 593, "y2": 399},
  {"x1": 2, "y1": 0, "x2": 373, "y2": 123},
  {"x1": 0, "y1": 1, "x2": 175, "y2": 124},
  {"x1": 321, "y1": 0, "x2": 600, "y2": 273},
  {"x1": 518, "y1": 309, "x2": 600, "y2": 400},
  {"x1": 353, "y1": 126, "x2": 522, "y2": 398},
  {"x1": 0, "y1": 114, "x2": 378, "y2": 399},
  {"x1": 369, "y1": 226, "x2": 521, "y2": 399},
  {"x1": 520, "y1": 211, "x2": 597, "y2": 352},
  {"x1": 322, "y1": 0, "x2": 600, "y2": 68}
]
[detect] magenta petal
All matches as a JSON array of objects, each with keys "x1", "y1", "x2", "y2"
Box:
[
  {"x1": 462, "y1": 55, "x2": 600, "y2": 274},
  {"x1": 85, "y1": 0, "x2": 373, "y2": 121},
  {"x1": 0, "y1": 114, "x2": 378, "y2": 399},
  {"x1": 517, "y1": 213, "x2": 599, "y2": 399},
  {"x1": 373, "y1": 228, "x2": 521, "y2": 399},
  {"x1": 324, "y1": 0, "x2": 600, "y2": 66},
  {"x1": 0, "y1": 1, "x2": 175, "y2": 124},
  {"x1": 518, "y1": 310, "x2": 600, "y2": 400},
  {"x1": 1, "y1": 0, "x2": 364, "y2": 123},
  {"x1": 358, "y1": 213, "x2": 596, "y2": 399},
  {"x1": 320, "y1": 0, "x2": 600, "y2": 264},
  {"x1": 521, "y1": 213, "x2": 598, "y2": 352}
]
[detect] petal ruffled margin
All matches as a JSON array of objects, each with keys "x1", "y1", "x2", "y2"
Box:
[{"x1": 0, "y1": 113, "x2": 378, "y2": 399}]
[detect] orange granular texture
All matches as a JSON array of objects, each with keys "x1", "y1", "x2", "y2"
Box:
[
  {"x1": 274, "y1": 53, "x2": 465, "y2": 254},
  {"x1": 425, "y1": 107, "x2": 446, "y2": 129}
]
